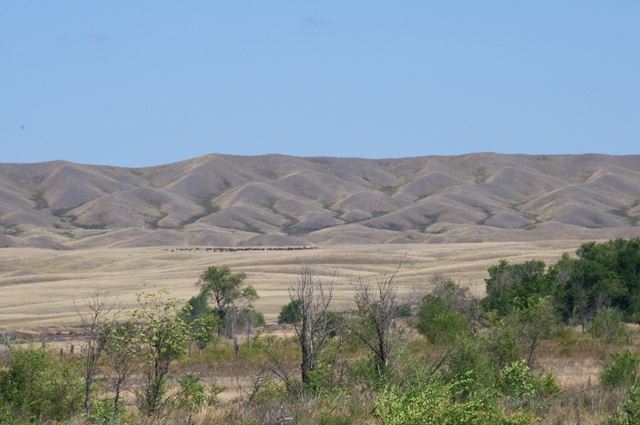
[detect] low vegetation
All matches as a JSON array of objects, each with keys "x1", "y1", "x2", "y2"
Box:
[{"x1": 2, "y1": 238, "x2": 640, "y2": 424}]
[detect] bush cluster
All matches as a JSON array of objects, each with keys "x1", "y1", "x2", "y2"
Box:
[
  {"x1": 0, "y1": 347, "x2": 83, "y2": 423},
  {"x1": 481, "y1": 238, "x2": 640, "y2": 327}
]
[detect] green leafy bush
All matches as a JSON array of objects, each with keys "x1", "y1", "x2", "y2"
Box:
[
  {"x1": 374, "y1": 378, "x2": 536, "y2": 425},
  {"x1": 481, "y1": 239, "x2": 640, "y2": 324},
  {"x1": 601, "y1": 351, "x2": 640, "y2": 387},
  {"x1": 498, "y1": 361, "x2": 559, "y2": 401},
  {"x1": 88, "y1": 398, "x2": 129, "y2": 425},
  {"x1": 498, "y1": 361, "x2": 537, "y2": 400},
  {"x1": 183, "y1": 292, "x2": 212, "y2": 322},
  {"x1": 445, "y1": 337, "x2": 494, "y2": 394},
  {"x1": 416, "y1": 279, "x2": 478, "y2": 344},
  {"x1": 481, "y1": 318, "x2": 519, "y2": 370},
  {"x1": 395, "y1": 304, "x2": 412, "y2": 318},
  {"x1": 607, "y1": 379, "x2": 640, "y2": 425},
  {"x1": 588, "y1": 308, "x2": 629, "y2": 343},
  {"x1": 278, "y1": 299, "x2": 302, "y2": 324},
  {"x1": 133, "y1": 291, "x2": 194, "y2": 415},
  {"x1": 305, "y1": 360, "x2": 336, "y2": 396},
  {"x1": 417, "y1": 296, "x2": 468, "y2": 344},
  {"x1": 176, "y1": 374, "x2": 214, "y2": 425},
  {"x1": 0, "y1": 346, "x2": 83, "y2": 422}
]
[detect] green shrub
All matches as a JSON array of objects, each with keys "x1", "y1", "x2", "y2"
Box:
[
  {"x1": 191, "y1": 312, "x2": 220, "y2": 349},
  {"x1": 607, "y1": 378, "x2": 640, "y2": 425},
  {"x1": 513, "y1": 297, "x2": 558, "y2": 367},
  {"x1": 416, "y1": 279, "x2": 478, "y2": 344},
  {"x1": 305, "y1": 360, "x2": 337, "y2": 396},
  {"x1": 588, "y1": 308, "x2": 629, "y2": 343},
  {"x1": 347, "y1": 355, "x2": 384, "y2": 390},
  {"x1": 498, "y1": 361, "x2": 560, "y2": 401},
  {"x1": 445, "y1": 337, "x2": 494, "y2": 393},
  {"x1": 481, "y1": 319, "x2": 519, "y2": 370},
  {"x1": 395, "y1": 304, "x2": 412, "y2": 318},
  {"x1": 374, "y1": 378, "x2": 536, "y2": 425},
  {"x1": 601, "y1": 351, "x2": 640, "y2": 387},
  {"x1": 175, "y1": 374, "x2": 212, "y2": 425},
  {"x1": 184, "y1": 292, "x2": 212, "y2": 322},
  {"x1": 0, "y1": 346, "x2": 83, "y2": 422},
  {"x1": 536, "y1": 372, "x2": 561, "y2": 397},
  {"x1": 480, "y1": 239, "x2": 640, "y2": 324},
  {"x1": 278, "y1": 299, "x2": 302, "y2": 324},
  {"x1": 0, "y1": 398, "x2": 13, "y2": 425},
  {"x1": 88, "y1": 398, "x2": 128, "y2": 425},
  {"x1": 498, "y1": 361, "x2": 537, "y2": 400},
  {"x1": 133, "y1": 291, "x2": 194, "y2": 415},
  {"x1": 417, "y1": 296, "x2": 468, "y2": 344}
]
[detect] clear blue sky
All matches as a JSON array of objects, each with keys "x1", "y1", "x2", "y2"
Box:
[{"x1": 2, "y1": 1, "x2": 639, "y2": 166}]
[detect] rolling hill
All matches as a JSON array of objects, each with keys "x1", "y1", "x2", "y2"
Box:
[{"x1": 1, "y1": 153, "x2": 639, "y2": 249}]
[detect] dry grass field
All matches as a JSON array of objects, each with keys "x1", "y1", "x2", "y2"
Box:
[{"x1": 0, "y1": 240, "x2": 583, "y2": 330}]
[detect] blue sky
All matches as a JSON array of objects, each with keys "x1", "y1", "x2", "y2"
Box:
[{"x1": 1, "y1": 1, "x2": 639, "y2": 166}]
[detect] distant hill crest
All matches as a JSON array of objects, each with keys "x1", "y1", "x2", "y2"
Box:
[{"x1": 1, "y1": 153, "x2": 640, "y2": 249}]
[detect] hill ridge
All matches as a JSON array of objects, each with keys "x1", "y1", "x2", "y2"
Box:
[{"x1": 1, "y1": 153, "x2": 639, "y2": 249}]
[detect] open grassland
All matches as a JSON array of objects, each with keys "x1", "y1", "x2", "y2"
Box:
[{"x1": 0, "y1": 240, "x2": 582, "y2": 329}]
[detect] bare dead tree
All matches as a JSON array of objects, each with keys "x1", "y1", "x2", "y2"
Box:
[
  {"x1": 263, "y1": 338, "x2": 300, "y2": 395},
  {"x1": 248, "y1": 368, "x2": 272, "y2": 402},
  {"x1": 242, "y1": 310, "x2": 262, "y2": 349},
  {"x1": 225, "y1": 296, "x2": 259, "y2": 357},
  {"x1": 289, "y1": 265, "x2": 335, "y2": 385},
  {"x1": 225, "y1": 306, "x2": 242, "y2": 357},
  {"x1": 350, "y1": 264, "x2": 409, "y2": 376},
  {"x1": 74, "y1": 288, "x2": 116, "y2": 415}
]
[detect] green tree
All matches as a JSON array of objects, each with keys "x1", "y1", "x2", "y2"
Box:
[
  {"x1": 197, "y1": 266, "x2": 259, "y2": 339},
  {"x1": 482, "y1": 260, "x2": 559, "y2": 316},
  {"x1": 198, "y1": 265, "x2": 248, "y2": 315},
  {"x1": 559, "y1": 239, "x2": 640, "y2": 324}
]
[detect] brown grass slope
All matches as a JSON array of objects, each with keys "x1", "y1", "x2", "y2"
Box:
[{"x1": 1, "y1": 153, "x2": 640, "y2": 248}]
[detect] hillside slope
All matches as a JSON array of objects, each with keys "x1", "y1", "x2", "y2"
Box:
[{"x1": 1, "y1": 153, "x2": 639, "y2": 249}]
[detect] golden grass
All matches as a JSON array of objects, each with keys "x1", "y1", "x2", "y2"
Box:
[{"x1": 0, "y1": 240, "x2": 583, "y2": 329}]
